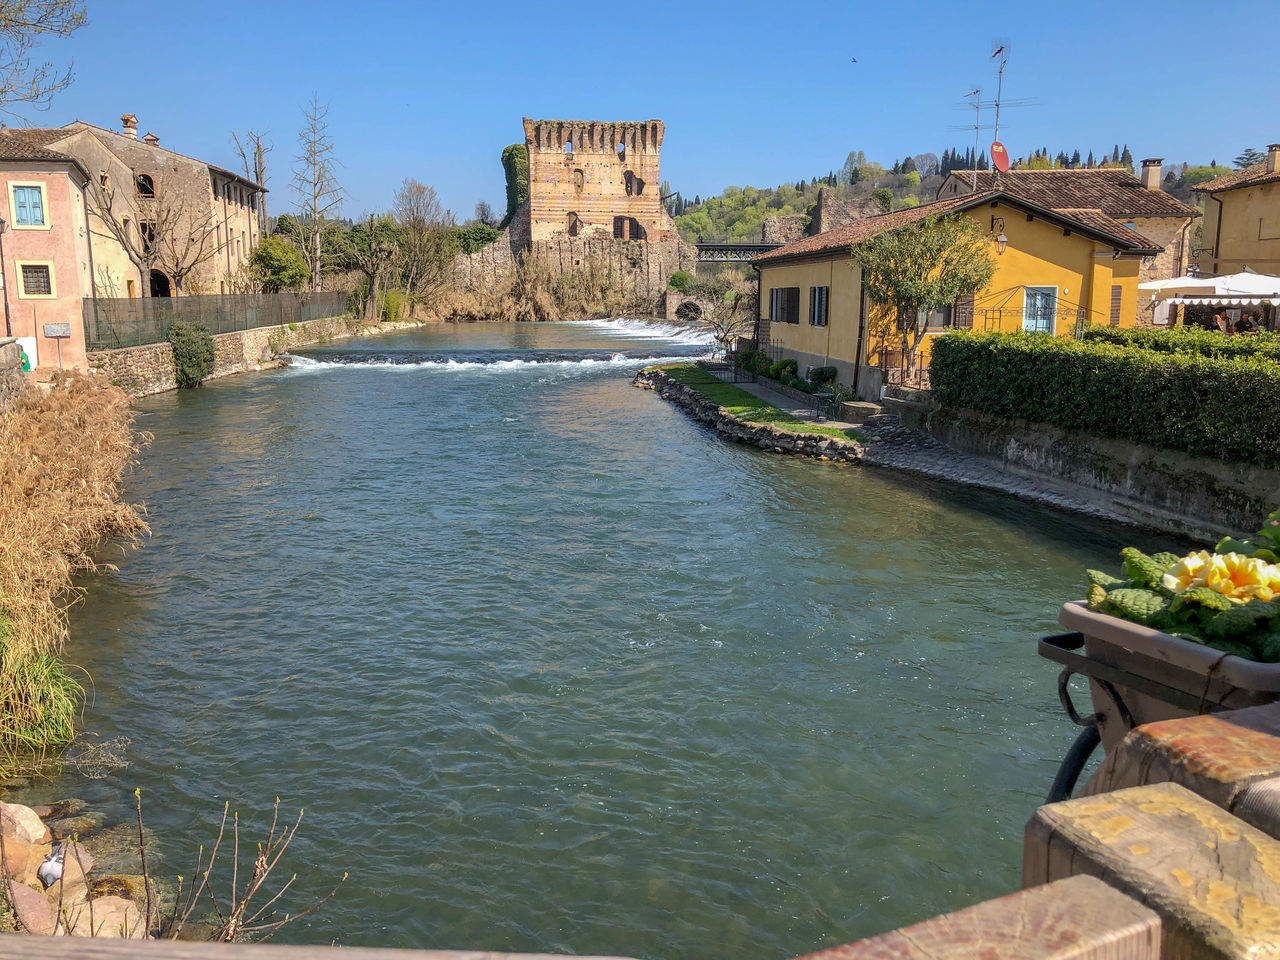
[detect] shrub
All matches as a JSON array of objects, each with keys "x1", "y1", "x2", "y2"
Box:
[
  {"x1": 768, "y1": 358, "x2": 798, "y2": 380},
  {"x1": 248, "y1": 235, "x2": 308, "y2": 292},
  {"x1": 500, "y1": 143, "x2": 529, "y2": 227},
  {"x1": 667, "y1": 270, "x2": 694, "y2": 292},
  {"x1": 453, "y1": 223, "x2": 501, "y2": 254},
  {"x1": 381, "y1": 289, "x2": 407, "y2": 321},
  {"x1": 808, "y1": 365, "x2": 838, "y2": 385},
  {"x1": 930, "y1": 331, "x2": 1280, "y2": 468},
  {"x1": 168, "y1": 319, "x2": 216, "y2": 389},
  {"x1": 736, "y1": 349, "x2": 768, "y2": 374},
  {"x1": 1081, "y1": 325, "x2": 1280, "y2": 363}
]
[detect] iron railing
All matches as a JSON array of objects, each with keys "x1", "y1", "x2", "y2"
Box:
[{"x1": 82, "y1": 292, "x2": 350, "y2": 351}]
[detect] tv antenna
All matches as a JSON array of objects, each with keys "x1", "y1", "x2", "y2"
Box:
[
  {"x1": 963, "y1": 88, "x2": 982, "y2": 188},
  {"x1": 991, "y1": 41, "x2": 1009, "y2": 145}
]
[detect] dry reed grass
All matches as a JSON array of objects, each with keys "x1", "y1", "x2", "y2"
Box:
[{"x1": 0, "y1": 374, "x2": 148, "y2": 765}]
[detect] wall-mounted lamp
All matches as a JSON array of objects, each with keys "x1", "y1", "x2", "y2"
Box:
[{"x1": 990, "y1": 215, "x2": 1007, "y2": 255}]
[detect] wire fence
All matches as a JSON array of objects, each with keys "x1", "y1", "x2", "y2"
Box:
[{"x1": 82, "y1": 292, "x2": 350, "y2": 351}]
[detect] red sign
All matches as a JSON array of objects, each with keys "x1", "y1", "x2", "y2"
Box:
[{"x1": 991, "y1": 141, "x2": 1010, "y2": 173}]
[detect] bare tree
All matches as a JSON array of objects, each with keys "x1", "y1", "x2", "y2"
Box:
[
  {"x1": 392, "y1": 178, "x2": 456, "y2": 302},
  {"x1": 84, "y1": 171, "x2": 219, "y2": 296},
  {"x1": 676, "y1": 273, "x2": 757, "y2": 356},
  {"x1": 232, "y1": 128, "x2": 271, "y2": 234},
  {"x1": 0, "y1": 1, "x2": 85, "y2": 120},
  {"x1": 291, "y1": 96, "x2": 343, "y2": 291},
  {"x1": 473, "y1": 200, "x2": 494, "y2": 227}
]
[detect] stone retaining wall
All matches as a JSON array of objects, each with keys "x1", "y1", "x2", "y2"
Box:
[
  {"x1": 927, "y1": 405, "x2": 1280, "y2": 539},
  {"x1": 87, "y1": 316, "x2": 419, "y2": 399},
  {"x1": 0, "y1": 337, "x2": 26, "y2": 410},
  {"x1": 635, "y1": 367, "x2": 863, "y2": 462}
]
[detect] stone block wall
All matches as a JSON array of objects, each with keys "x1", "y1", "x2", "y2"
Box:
[
  {"x1": 0, "y1": 338, "x2": 27, "y2": 410},
  {"x1": 88, "y1": 314, "x2": 356, "y2": 398}
]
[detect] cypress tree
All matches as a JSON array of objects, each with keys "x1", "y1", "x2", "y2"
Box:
[{"x1": 1071, "y1": 149, "x2": 1081, "y2": 168}]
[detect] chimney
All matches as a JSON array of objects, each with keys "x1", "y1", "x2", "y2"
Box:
[
  {"x1": 120, "y1": 113, "x2": 138, "y2": 139},
  {"x1": 1140, "y1": 158, "x2": 1163, "y2": 191},
  {"x1": 1268, "y1": 144, "x2": 1280, "y2": 175},
  {"x1": 142, "y1": 132, "x2": 159, "y2": 146}
]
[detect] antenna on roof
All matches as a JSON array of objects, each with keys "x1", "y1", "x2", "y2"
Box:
[
  {"x1": 964, "y1": 88, "x2": 982, "y2": 190},
  {"x1": 990, "y1": 40, "x2": 1010, "y2": 182}
]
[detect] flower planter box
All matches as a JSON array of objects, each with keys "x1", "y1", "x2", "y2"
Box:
[{"x1": 1051, "y1": 601, "x2": 1280, "y2": 755}]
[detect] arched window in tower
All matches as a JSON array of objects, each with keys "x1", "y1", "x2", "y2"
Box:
[
  {"x1": 573, "y1": 168, "x2": 584, "y2": 192},
  {"x1": 567, "y1": 212, "x2": 582, "y2": 237},
  {"x1": 617, "y1": 141, "x2": 625, "y2": 163},
  {"x1": 134, "y1": 173, "x2": 155, "y2": 198}
]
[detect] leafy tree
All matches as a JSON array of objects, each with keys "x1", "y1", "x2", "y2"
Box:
[
  {"x1": 168, "y1": 319, "x2": 215, "y2": 389},
  {"x1": 852, "y1": 213, "x2": 995, "y2": 374},
  {"x1": 1087, "y1": 150, "x2": 1095, "y2": 168},
  {"x1": 1120, "y1": 145, "x2": 1133, "y2": 172},
  {"x1": 453, "y1": 223, "x2": 499, "y2": 254},
  {"x1": 840, "y1": 150, "x2": 868, "y2": 185},
  {"x1": 666, "y1": 269, "x2": 693, "y2": 292},
  {"x1": 337, "y1": 214, "x2": 403, "y2": 322},
  {"x1": 902, "y1": 170, "x2": 922, "y2": 187},
  {"x1": 249, "y1": 235, "x2": 308, "y2": 292},
  {"x1": 873, "y1": 187, "x2": 892, "y2": 213},
  {"x1": 1235, "y1": 147, "x2": 1267, "y2": 169},
  {"x1": 901, "y1": 156, "x2": 917, "y2": 174},
  {"x1": 1071, "y1": 149, "x2": 1081, "y2": 168}
]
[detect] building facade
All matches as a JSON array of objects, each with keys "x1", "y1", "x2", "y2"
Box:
[
  {"x1": 752, "y1": 191, "x2": 1159, "y2": 398},
  {"x1": 938, "y1": 165, "x2": 1197, "y2": 326},
  {"x1": 0, "y1": 137, "x2": 93, "y2": 372},
  {"x1": 1193, "y1": 143, "x2": 1280, "y2": 276},
  {"x1": 3, "y1": 115, "x2": 264, "y2": 299},
  {"x1": 522, "y1": 118, "x2": 671, "y2": 244}
]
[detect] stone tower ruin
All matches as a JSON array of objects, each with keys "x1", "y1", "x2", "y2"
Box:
[{"x1": 522, "y1": 118, "x2": 670, "y2": 244}]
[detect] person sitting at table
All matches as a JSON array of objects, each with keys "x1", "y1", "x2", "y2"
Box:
[
  {"x1": 1207, "y1": 312, "x2": 1225, "y2": 332},
  {"x1": 1235, "y1": 313, "x2": 1256, "y2": 334}
]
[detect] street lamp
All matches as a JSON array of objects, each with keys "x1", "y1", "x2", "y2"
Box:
[{"x1": 0, "y1": 218, "x2": 10, "y2": 337}]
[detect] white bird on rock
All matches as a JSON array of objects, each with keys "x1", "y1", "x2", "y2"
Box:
[{"x1": 37, "y1": 844, "x2": 64, "y2": 888}]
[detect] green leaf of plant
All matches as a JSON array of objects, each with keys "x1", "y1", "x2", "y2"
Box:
[
  {"x1": 1171, "y1": 586, "x2": 1236, "y2": 614},
  {"x1": 1216, "y1": 537, "x2": 1260, "y2": 556},
  {"x1": 1087, "y1": 569, "x2": 1124, "y2": 589},
  {"x1": 1151, "y1": 552, "x2": 1182, "y2": 568},
  {"x1": 1204, "y1": 598, "x2": 1280, "y2": 640},
  {"x1": 1101, "y1": 588, "x2": 1172, "y2": 626},
  {"x1": 1121, "y1": 548, "x2": 1170, "y2": 592}
]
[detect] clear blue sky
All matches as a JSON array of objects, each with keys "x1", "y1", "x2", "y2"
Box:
[{"x1": 24, "y1": 0, "x2": 1280, "y2": 220}]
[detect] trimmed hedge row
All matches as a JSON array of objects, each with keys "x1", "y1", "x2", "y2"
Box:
[
  {"x1": 1081, "y1": 325, "x2": 1280, "y2": 362},
  {"x1": 930, "y1": 331, "x2": 1280, "y2": 469}
]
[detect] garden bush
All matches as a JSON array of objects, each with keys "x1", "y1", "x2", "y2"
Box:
[
  {"x1": 667, "y1": 270, "x2": 694, "y2": 292},
  {"x1": 1081, "y1": 325, "x2": 1280, "y2": 362},
  {"x1": 930, "y1": 331, "x2": 1280, "y2": 469},
  {"x1": 808, "y1": 365, "x2": 838, "y2": 385},
  {"x1": 736, "y1": 349, "x2": 768, "y2": 374},
  {"x1": 168, "y1": 318, "x2": 216, "y2": 389},
  {"x1": 767, "y1": 358, "x2": 798, "y2": 380}
]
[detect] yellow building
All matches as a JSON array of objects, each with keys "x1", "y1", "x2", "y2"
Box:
[
  {"x1": 1193, "y1": 143, "x2": 1280, "y2": 275},
  {"x1": 752, "y1": 190, "x2": 1159, "y2": 398}
]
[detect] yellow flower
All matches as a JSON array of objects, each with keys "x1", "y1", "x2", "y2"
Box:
[
  {"x1": 1199, "y1": 552, "x2": 1280, "y2": 603},
  {"x1": 1162, "y1": 550, "x2": 1212, "y2": 593}
]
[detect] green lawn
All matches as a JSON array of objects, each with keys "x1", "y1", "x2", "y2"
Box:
[{"x1": 656, "y1": 364, "x2": 864, "y2": 442}]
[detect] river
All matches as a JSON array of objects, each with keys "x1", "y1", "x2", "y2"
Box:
[{"x1": 55, "y1": 319, "x2": 1160, "y2": 957}]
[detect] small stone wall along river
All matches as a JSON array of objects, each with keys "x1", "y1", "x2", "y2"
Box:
[{"x1": 60, "y1": 320, "x2": 1161, "y2": 957}]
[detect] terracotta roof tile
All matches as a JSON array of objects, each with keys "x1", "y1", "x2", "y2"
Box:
[
  {"x1": 0, "y1": 130, "x2": 76, "y2": 164},
  {"x1": 753, "y1": 191, "x2": 1161, "y2": 266},
  {"x1": 1194, "y1": 161, "x2": 1280, "y2": 193},
  {"x1": 753, "y1": 195, "x2": 975, "y2": 263},
  {"x1": 941, "y1": 169, "x2": 1198, "y2": 218},
  {"x1": 1052, "y1": 207, "x2": 1163, "y2": 249}
]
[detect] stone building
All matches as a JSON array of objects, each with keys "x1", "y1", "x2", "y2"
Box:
[
  {"x1": 937, "y1": 165, "x2": 1198, "y2": 325},
  {"x1": 522, "y1": 118, "x2": 670, "y2": 243},
  {"x1": 1193, "y1": 142, "x2": 1280, "y2": 276},
  {"x1": 2, "y1": 114, "x2": 264, "y2": 298},
  {"x1": 453, "y1": 117, "x2": 695, "y2": 304}
]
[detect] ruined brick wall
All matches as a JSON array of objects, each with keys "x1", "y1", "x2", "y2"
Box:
[
  {"x1": 761, "y1": 215, "x2": 808, "y2": 244},
  {"x1": 523, "y1": 119, "x2": 669, "y2": 244},
  {"x1": 812, "y1": 188, "x2": 882, "y2": 234},
  {"x1": 0, "y1": 338, "x2": 27, "y2": 410}
]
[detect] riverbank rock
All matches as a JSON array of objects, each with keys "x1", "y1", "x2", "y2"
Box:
[
  {"x1": 29, "y1": 799, "x2": 86, "y2": 821},
  {"x1": 1, "y1": 836, "x2": 52, "y2": 886},
  {"x1": 1, "y1": 801, "x2": 52, "y2": 845},
  {"x1": 5, "y1": 878, "x2": 55, "y2": 935},
  {"x1": 46, "y1": 811, "x2": 105, "y2": 840},
  {"x1": 635, "y1": 367, "x2": 865, "y2": 463},
  {"x1": 55, "y1": 894, "x2": 145, "y2": 938}
]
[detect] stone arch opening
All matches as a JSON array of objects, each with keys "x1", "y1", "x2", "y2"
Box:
[
  {"x1": 149, "y1": 269, "x2": 172, "y2": 297},
  {"x1": 135, "y1": 173, "x2": 155, "y2": 198},
  {"x1": 573, "y1": 168, "x2": 584, "y2": 192},
  {"x1": 567, "y1": 212, "x2": 582, "y2": 237}
]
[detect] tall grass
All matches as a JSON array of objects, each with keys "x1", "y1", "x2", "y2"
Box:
[{"x1": 0, "y1": 374, "x2": 148, "y2": 772}]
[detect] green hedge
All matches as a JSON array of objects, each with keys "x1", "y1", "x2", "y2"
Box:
[
  {"x1": 930, "y1": 331, "x2": 1280, "y2": 468},
  {"x1": 1081, "y1": 325, "x2": 1280, "y2": 362}
]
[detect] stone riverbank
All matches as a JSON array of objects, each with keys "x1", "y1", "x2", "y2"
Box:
[
  {"x1": 88, "y1": 315, "x2": 428, "y2": 399},
  {"x1": 634, "y1": 367, "x2": 864, "y2": 461},
  {"x1": 1, "y1": 795, "x2": 149, "y2": 938}
]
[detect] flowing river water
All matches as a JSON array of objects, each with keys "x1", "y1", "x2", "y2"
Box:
[{"x1": 52, "y1": 319, "x2": 1163, "y2": 957}]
